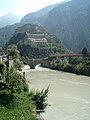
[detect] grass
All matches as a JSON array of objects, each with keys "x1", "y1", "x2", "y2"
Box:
[{"x1": 0, "y1": 94, "x2": 36, "y2": 120}]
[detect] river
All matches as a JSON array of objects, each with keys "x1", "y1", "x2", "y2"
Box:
[{"x1": 22, "y1": 65, "x2": 90, "y2": 120}]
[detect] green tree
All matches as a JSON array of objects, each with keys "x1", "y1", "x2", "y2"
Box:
[
  {"x1": 75, "y1": 63, "x2": 84, "y2": 74},
  {"x1": 7, "y1": 45, "x2": 19, "y2": 59},
  {"x1": 5, "y1": 67, "x2": 28, "y2": 94},
  {"x1": 82, "y1": 47, "x2": 88, "y2": 57},
  {"x1": 7, "y1": 45, "x2": 24, "y2": 70},
  {"x1": 13, "y1": 58, "x2": 24, "y2": 70}
]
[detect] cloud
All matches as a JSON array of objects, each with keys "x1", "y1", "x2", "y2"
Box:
[{"x1": 0, "y1": 11, "x2": 5, "y2": 17}]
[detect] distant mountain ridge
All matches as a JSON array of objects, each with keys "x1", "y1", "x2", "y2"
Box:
[{"x1": 0, "y1": 13, "x2": 22, "y2": 28}]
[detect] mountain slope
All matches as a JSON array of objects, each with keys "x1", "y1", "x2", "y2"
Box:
[
  {"x1": 0, "y1": 13, "x2": 22, "y2": 46},
  {"x1": 0, "y1": 23, "x2": 21, "y2": 46},
  {"x1": 21, "y1": 0, "x2": 90, "y2": 52},
  {"x1": 44, "y1": 0, "x2": 90, "y2": 52}
]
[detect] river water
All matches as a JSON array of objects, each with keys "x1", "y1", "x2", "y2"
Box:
[{"x1": 22, "y1": 65, "x2": 90, "y2": 120}]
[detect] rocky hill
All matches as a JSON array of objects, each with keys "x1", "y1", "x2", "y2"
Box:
[{"x1": 8, "y1": 24, "x2": 69, "y2": 58}]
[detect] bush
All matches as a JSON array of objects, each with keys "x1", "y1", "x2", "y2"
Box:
[
  {"x1": 0, "y1": 90, "x2": 13, "y2": 106},
  {"x1": 29, "y1": 87, "x2": 49, "y2": 115},
  {"x1": 0, "y1": 67, "x2": 29, "y2": 107},
  {"x1": 75, "y1": 63, "x2": 84, "y2": 74}
]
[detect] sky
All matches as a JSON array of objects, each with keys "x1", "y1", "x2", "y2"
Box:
[{"x1": 0, "y1": 0, "x2": 65, "y2": 17}]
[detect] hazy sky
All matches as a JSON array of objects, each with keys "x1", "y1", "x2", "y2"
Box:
[{"x1": 0, "y1": 0, "x2": 64, "y2": 17}]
